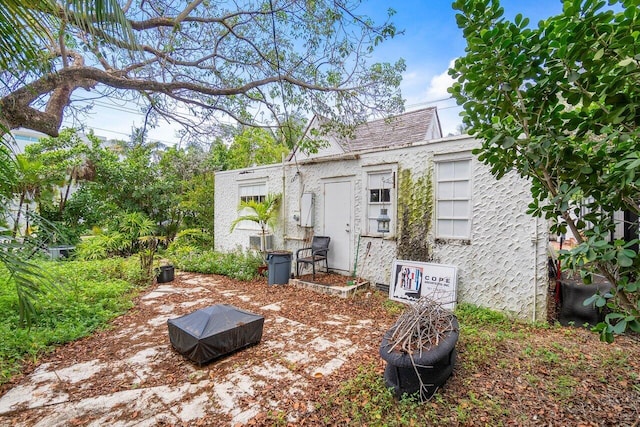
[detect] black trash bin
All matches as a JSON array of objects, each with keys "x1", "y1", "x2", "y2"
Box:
[{"x1": 266, "y1": 251, "x2": 292, "y2": 285}]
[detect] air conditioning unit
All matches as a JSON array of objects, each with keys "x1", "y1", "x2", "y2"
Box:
[
  {"x1": 249, "y1": 234, "x2": 273, "y2": 251},
  {"x1": 47, "y1": 245, "x2": 76, "y2": 259}
]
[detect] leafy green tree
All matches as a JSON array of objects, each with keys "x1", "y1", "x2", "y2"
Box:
[
  {"x1": 0, "y1": 0, "x2": 134, "y2": 329},
  {"x1": 156, "y1": 145, "x2": 217, "y2": 240},
  {"x1": 78, "y1": 137, "x2": 215, "y2": 241},
  {"x1": 62, "y1": 186, "x2": 111, "y2": 232},
  {"x1": 226, "y1": 127, "x2": 291, "y2": 170},
  {"x1": 179, "y1": 172, "x2": 216, "y2": 241},
  {"x1": 11, "y1": 155, "x2": 47, "y2": 237},
  {"x1": 208, "y1": 139, "x2": 233, "y2": 172},
  {"x1": 84, "y1": 142, "x2": 164, "y2": 223},
  {"x1": 1, "y1": 0, "x2": 404, "y2": 144},
  {"x1": 450, "y1": 0, "x2": 640, "y2": 341},
  {"x1": 24, "y1": 128, "x2": 100, "y2": 218}
]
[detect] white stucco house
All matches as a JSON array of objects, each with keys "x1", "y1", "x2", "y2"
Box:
[{"x1": 214, "y1": 107, "x2": 549, "y2": 321}]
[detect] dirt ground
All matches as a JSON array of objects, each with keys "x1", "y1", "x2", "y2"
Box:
[
  {"x1": 0, "y1": 272, "x2": 398, "y2": 426},
  {"x1": 1, "y1": 272, "x2": 639, "y2": 426}
]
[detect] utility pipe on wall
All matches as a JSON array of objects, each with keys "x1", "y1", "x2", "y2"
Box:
[
  {"x1": 532, "y1": 217, "x2": 539, "y2": 323},
  {"x1": 281, "y1": 153, "x2": 286, "y2": 246}
]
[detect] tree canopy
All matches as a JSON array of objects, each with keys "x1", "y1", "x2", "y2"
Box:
[
  {"x1": 0, "y1": 0, "x2": 405, "y2": 142},
  {"x1": 450, "y1": 0, "x2": 640, "y2": 340}
]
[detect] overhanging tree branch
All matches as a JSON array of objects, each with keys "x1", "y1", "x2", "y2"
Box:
[{"x1": 1, "y1": 0, "x2": 404, "y2": 141}]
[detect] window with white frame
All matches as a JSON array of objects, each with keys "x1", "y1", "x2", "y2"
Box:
[
  {"x1": 239, "y1": 182, "x2": 266, "y2": 204},
  {"x1": 366, "y1": 170, "x2": 395, "y2": 236},
  {"x1": 237, "y1": 182, "x2": 267, "y2": 230},
  {"x1": 435, "y1": 159, "x2": 472, "y2": 239}
]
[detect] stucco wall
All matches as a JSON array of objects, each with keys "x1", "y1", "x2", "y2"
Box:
[{"x1": 214, "y1": 135, "x2": 549, "y2": 321}]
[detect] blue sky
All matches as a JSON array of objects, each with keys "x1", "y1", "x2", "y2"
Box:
[
  {"x1": 357, "y1": 0, "x2": 566, "y2": 136},
  {"x1": 69, "y1": 0, "x2": 567, "y2": 144}
]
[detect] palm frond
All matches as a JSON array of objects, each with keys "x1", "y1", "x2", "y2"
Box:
[
  {"x1": 0, "y1": 0, "x2": 53, "y2": 73},
  {"x1": 0, "y1": 238, "x2": 50, "y2": 328},
  {"x1": 0, "y1": 0, "x2": 136, "y2": 73},
  {"x1": 64, "y1": 0, "x2": 136, "y2": 46},
  {"x1": 230, "y1": 194, "x2": 281, "y2": 232},
  {"x1": 0, "y1": 142, "x2": 16, "y2": 200}
]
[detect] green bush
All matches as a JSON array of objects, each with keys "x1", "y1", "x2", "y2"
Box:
[
  {"x1": 0, "y1": 258, "x2": 146, "y2": 385},
  {"x1": 170, "y1": 248, "x2": 262, "y2": 281},
  {"x1": 74, "y1": 234, "x2": 118, "y2": 260},
  {"x1": 167, "y1": 228, "x2": 214, "y2": 253}
]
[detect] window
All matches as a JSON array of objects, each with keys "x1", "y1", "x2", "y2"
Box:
[
  {"x1": 237, "y1": 182, "x2": 267, "y2": 230},
  {"x1": 366, "y1": 170, "x2": 394, "y2": 236},
  {"x1": 436, "y1": 159, "x2": 472, "y2": 239},
  {"x1": 239, "y1": 183, "x2": 266, "y2": 204}
]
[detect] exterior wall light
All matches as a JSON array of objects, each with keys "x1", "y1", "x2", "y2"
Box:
[{"x1": 377, "y1": 208, "x2": 390, "y2": 234}]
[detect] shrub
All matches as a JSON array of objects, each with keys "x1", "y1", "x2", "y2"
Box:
[
  {"x1": 167, "y1": 228, "x2": 214, "y2": 253},
  {"x1": 0, "y1": 258, "x2": 146, "y2": 385},
  {"x1": 170, "y1": 247, "x2": 262, "y2": 281}
]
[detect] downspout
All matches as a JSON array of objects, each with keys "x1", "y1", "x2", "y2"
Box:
[
  {"x1": 532, "y1": 217, "x2": 539, "y2": 323},
  {"x1": 282, "y1": 153, "x2": 286, "y2": 247}
]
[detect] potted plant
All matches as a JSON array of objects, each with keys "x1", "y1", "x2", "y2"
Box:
[
  {"x1": 230, "y1": 193, "x2": 281, "y2": 272},
  {"x1": 379, "y1": 296, "x2": 459, "y2": 401}
]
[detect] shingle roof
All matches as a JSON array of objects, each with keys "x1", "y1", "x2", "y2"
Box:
[{"x1": 336, "y1": 107, "x2": 439, "y2": 152}]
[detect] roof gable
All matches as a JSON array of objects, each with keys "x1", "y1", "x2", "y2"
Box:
[
  {"x1": 336, "y1": 107, "x2": 441, "y2": 152},
  {"x1": 289, "y1": 107, "x2": 442, "y2": 161}
]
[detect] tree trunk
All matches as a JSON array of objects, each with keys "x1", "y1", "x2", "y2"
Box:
[
  {"x1": 12, "y1": 193, "x2": 25, "y2": 238},
  {"x1": 60, "y1": 181, "x2": 73, "y2": 213},
  {"x1": 24, "y1": 204, "x2": 30, "y2": 236}
]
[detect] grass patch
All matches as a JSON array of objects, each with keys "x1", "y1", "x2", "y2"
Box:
[
  {"x1": 382, "y1": 299, "x2": 405, "y2": 316},
  {"x1": 455, "y1": 304, "x2": 515, "y2": 370},
  {"x1": 317, "y1": 303, "x2": 640, "y2": 425},
  {"x1": 549, "y1": 374, "x2": 579, "y2": 399},
  {"x1": 317, "y1": 363, "x2": 437, "y2": 426},
  {"x1": 0, "y1": 257, "x2": 146, "y2": 385},
  {"x1": 455, "y1": 303, "x2": 511, "y2": 328}
]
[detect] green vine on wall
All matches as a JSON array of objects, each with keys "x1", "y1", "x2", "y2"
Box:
[{"x1": 397, "y1": 167, "x2": 434, "y2": 262}]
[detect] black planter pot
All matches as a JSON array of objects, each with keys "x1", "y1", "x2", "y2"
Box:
[
  {"x1": 558, "y1": 280, "x2": 612, "y2": 327},
  {"x1": 157, "y1": 265, "x2": 175, "y2": 283},
  {"x1": 379, "y1": 316, "x2": 459, "y2": 400}
]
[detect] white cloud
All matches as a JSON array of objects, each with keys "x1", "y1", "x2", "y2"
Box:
[{"x1": 425, "y1": 59, "x2": 457, "y2": 101}]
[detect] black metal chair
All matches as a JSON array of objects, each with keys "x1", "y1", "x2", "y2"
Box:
[{"x1": 296, "y1": 236, "x2": 330, "y2": 279}]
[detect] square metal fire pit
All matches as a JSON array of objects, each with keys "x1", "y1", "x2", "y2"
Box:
[{"x1": 167, "y1": 304, "x2": 264, "y2": 365}]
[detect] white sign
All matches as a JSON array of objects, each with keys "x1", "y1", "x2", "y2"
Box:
[{"x1": 389, "y1": 259, "x2": 458, "y2": 310}]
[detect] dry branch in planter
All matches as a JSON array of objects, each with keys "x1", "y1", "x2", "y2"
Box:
[{"x1": 388, "y1": 297, "x2": 456, "y2": 356}]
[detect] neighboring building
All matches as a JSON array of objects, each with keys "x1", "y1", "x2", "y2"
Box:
[
  {"x1": 5, "y1": 128, "x2": 49, "y2": 154},
  {"x1": 214, "y1": 107, "x2": 549, "y2": 321}
]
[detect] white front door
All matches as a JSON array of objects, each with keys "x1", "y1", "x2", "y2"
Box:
[{"x1": 323, "y1": 180, "x2": 353, "y2": 273}]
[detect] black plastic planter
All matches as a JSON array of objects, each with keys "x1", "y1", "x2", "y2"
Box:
[
  {"x1": 558, "y1": 280, "x2": 611, "y2": 327},
  {"x1": 157, "y1": 265, "x2": 175, "y2": 283},
  {"x1": 379, "y1": 316, "x2": 459, "y2": 400}
]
